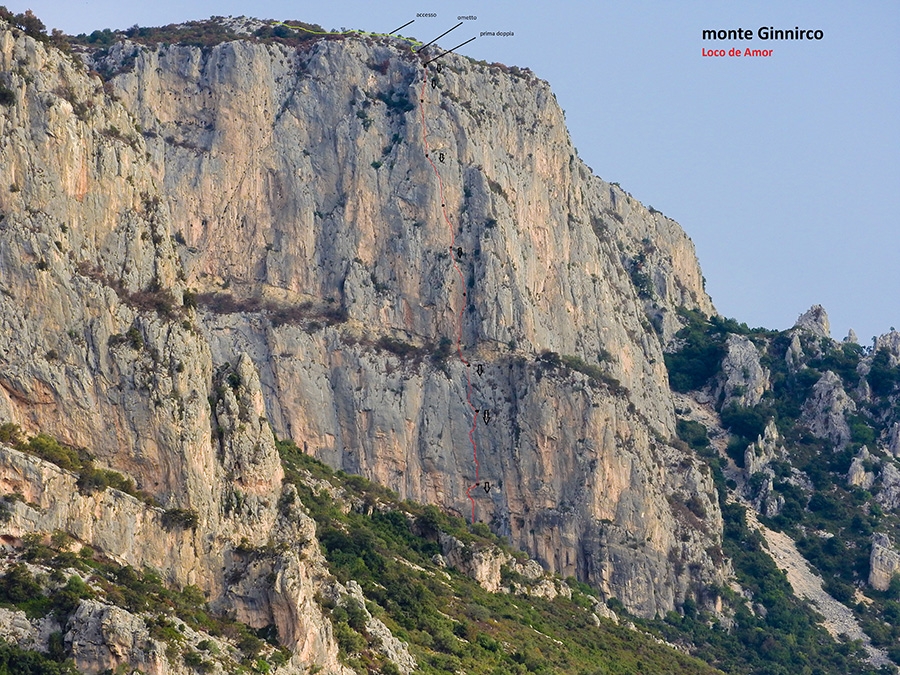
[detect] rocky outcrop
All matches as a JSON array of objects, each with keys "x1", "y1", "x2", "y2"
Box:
[
  {"x1": 215, "y1": 354, "x2": 284, "y2": 498},
  {"x1": 869, "y1": 534, "x2": 900, "y2": 592},
  {"x1": 877, "y1": 462, "x2": 900, "y2": 511},
  {"x1": 795, "y1": 305, "x2": 831, "y2": 339},
  {"x1": 889, "y1": 423, "x2": 900, "y2": 458},
  {"x1": 440, "y1": 533, "x2": 508, "y2": 593},
  {"x1": 0, "y1": 17, "x2": 724, "y2": 622},
  {"x1": 716, "y1": 334, "x2": 769, "y2": 408},
  {"x1": 65, "y1": 601, "x2": 164, "y2": 675},
  {"x1": 744, "y1": 419, "x2": 782, "y2": 478},
  {"x1": 265, "y1": 549, "x2": 349, "y2": 672},
  {"x1": 0, "y1": 607, "x2": 57, "y2": 653},
  {"x1": 750, "y1": 476, "x2": 784, "y2": 519},
  {"x1": 847, "y1": 447, "x2": 876, "y2": 490},
  {"x1": 0, "y1": 443, "x2": 202, "y2": 585},
  {"x1": 874, "y1": 331, "x2": 900, "y2": 365},
  {"x1": 801, "y1": 371, "x2": 856, "y2": 449},
  {"x1": 785, "y1": 333, "x2": 804, "y2": 371},
  {"x1": 439, "y1": 533, "x2": 573, "y2": 600},
  {"x1": 590, "y1": 598, "x2": 620, "y2": 625},
  {"x1": 741, "y1": 420, "x2": 792, "y2": 517}
]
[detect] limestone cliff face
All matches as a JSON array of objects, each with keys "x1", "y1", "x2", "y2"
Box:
[{"x1": 0, "y1": 20, "x2": 721, "y2": 620}]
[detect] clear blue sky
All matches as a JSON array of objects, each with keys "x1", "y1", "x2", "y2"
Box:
[{"x1": 9, "y1": 0, "x2": 900, "y2": 342}]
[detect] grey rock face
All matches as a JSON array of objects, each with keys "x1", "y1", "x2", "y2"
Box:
[
  {"x1": 440, "y1": 532, "x2": 508, "y2": 593},
  {"x1": 877, "y1": 463, "x2": 900, "y2": 511},
  {"x1": 0, "y1": 21, "x2": 725, "y2": 621},
  {"x1": 794, "y1": 305, "x2": 831, "y2": 339},
  {"x1": 801, "y1": 371, "x2": 856, "y2": 448},
  {"x1": 439, "y1": 533, "x2": 572, "y2": 600},
  {"x1": 65, "y1": 601, "x2": 160, "y2": 675},
  {"x1": 847, "y1": 447, "x2": 876, "y2": 490},
  {"x1": 267, "y1": 552, "x2": 355, "y2": 673},
  {"x1": 744, "y1": 419, "x2": 782, "y2": 478},
  {"x1": 591, "y1": 597, "x2": 619, "y2": 624},
  {"x1": 716, "y1": 334, "x2": 769, "y2": 408},
  {"x1": 346, "y1": 580, "x2": 416, "y2": 675},
  {"x1": 0, "y1": 607, "x2": 45, "y2": 652},
  {"x1": 785, "y1": 333, "x2": 804, "y2": 371},
  {"x1": 889, "y1": 423, "x2": 900, "y2": 458},
  {"x1": 870, "y1": 534, "x2": 900, "y2": 592},
  {"x1": 874, "y1": 331, "x2": 900, "y2": 365},
  {"x1": 742, "y1": 420, "x2": 816, "y2": 518},
  {"x1": 0, "y1": 444, "x2": 201, "y2": 587}
]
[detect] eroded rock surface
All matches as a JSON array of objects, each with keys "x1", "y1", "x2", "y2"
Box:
[
  {"x1": 795, "y1": 305, "x2": 831, "y2": 339},
  {"x1": 870, "y1": 534, "x2": 900, "y2": 592},
  {"x1": 0, "y1": 18, "x2": 724, "y2": 624},
  {"x1": 801, "y1": 371, "x2": 856, "y2": 449},
  {"x1": 716, "y1": 334, "x2": 769, "y2": 408}
]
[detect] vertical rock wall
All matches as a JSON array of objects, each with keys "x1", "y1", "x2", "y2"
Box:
[{"x1": 0, "y1": 22, "x2": 724, "y2": 618}]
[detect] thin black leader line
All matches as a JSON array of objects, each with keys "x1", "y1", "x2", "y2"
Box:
[
  {"x1": 388, "y1": 19, "x2": 414, "y2": 35},
  {"x1": 416, "y1": 22, "x2": 463, "y2": 52},
  {"x1": 422, "y1": 36, "x2": 477, "y2": 66}
]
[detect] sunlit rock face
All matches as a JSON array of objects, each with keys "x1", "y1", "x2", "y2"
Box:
[{"x1": 0, "y1": 20, "x2": 723, "y2": 620}]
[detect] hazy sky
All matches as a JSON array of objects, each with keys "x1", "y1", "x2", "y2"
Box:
[{"x1": 8, "y1": 1, "x2": 900, "y2": 342}]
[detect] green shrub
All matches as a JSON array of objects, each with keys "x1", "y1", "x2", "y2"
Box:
[
  {"x1": 868, "y1": 348, "x2": 899, "y2": 396},
  {"x1": 7, "y1": 429, "x2": 145, "y2": 502},
  {"x1": 0, "y1": 422, "x2": 23, "y2": 446},
  {"x1": 720, "y1": 403, "x2": 770, "y2": 441},
  {"x1": 380, "y1": 661, "x2": 401, "y2": 675},
  {"x1": 376, "y1": 336, "x2": 418, "y2": 357},
  {"x1": 51, "y1": 575, "x2": 93, "y2": 618},
  {"x1": 0, "y1": 86, "x2": 15, "y2": 107},
  {"x1": 848, "y1": 415, "x2": 876, "y2": 446},
  {"x1": 0, "y1": 7, "x2": 49, "y2": 41},
  {"x1": 486, "y1": 177, "x2": 507, "y2": 200},
  {"x1": 431, "y1": 336, "x2": 453, "y2": 364},
  {"x1": 376, "y1": 90, "x2": 414, "y2": 113},
  {"x1": 665, "y1": 310, "x2": 726, "y2": 392},
  {"x1": 47, "y1": 631, "x2": 66, "y2": 662},
  {"x1": 0, "y1": 638, "x2": 77, "y2": 674},
  {"x1": 629, "y1": 254, "x2": 654, "y2": 299},
  {"x1": 25, "y1": 434, "x2": 82, "y2": 472},
  {"x1": 0, "y1": 564, "x2": 42, "y2": 604},
  {"x1": 76, "y1": 461, "x2": 132, "y2": 494},
  {"x1": 333, "y1": 621, "x2": 365, "y2": 655},
  {"x1": 183, "y1": 650, "x2": 212, "y2": 672},
  {"x1": 148, "y1": 615, "x2": 184, "y2": 646},
  {"x1": 676, "y1": 419, "x2": 710, "y2": 450},
  {"x1": 161, "y1": 508, "x2": 199, "y2": 530},
  {"x1": 354, "y1": 109, "x2": 372, "y2": 130},
  {"x1": 823, "y1": 577, "x2": 854, "y2": 604},
  {"x1": 560, "y1": 354, "x2": 605, "y2": 381}
]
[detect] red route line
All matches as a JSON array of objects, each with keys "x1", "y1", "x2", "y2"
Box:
[{"x1": 419, "y1": 67, "x2": 481, "y2": 523}]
